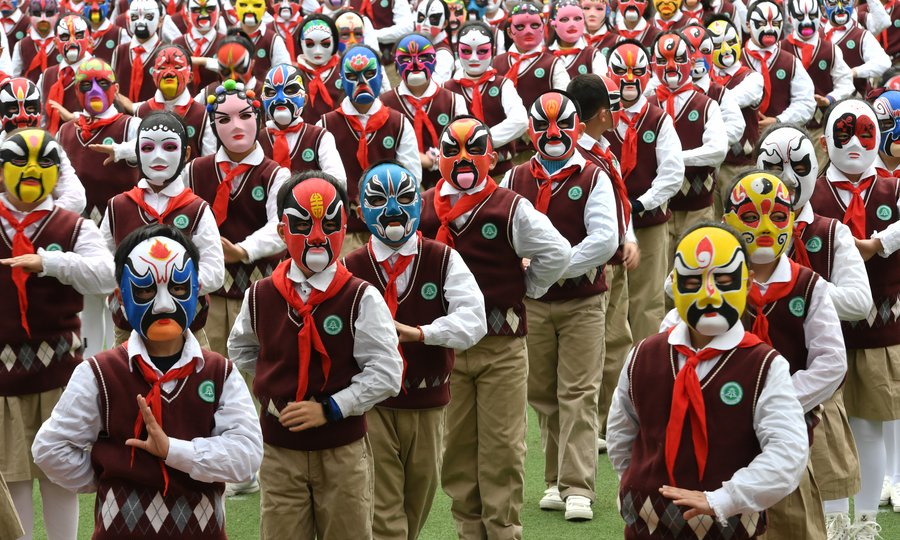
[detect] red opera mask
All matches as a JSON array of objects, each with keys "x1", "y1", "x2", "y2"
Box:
[
  {"x1": 439, "y1": 117, "x2": 494, "y2": 190},
  {"x1": 75, "y1": 58, "x2": 117, "y2": 115},
  {"x1": 281, "y1": 179, "x2": 347, "y2": 273},
  {"x1": 608, "y1": 40, "x2": 650, "y2": 102},
  {"x1": 528, "y1": 91, "x2": 580, "y2": 160},
  {"x1": 56, "y1": 14, "x2": 92, "y2": 64},
  {"x1": 217, "y1": 40, "x2": 254, "y2": 83},
  {"x1": 653, "y1": 31, "x2": 692, "y2": 90},
  {"x1": 682, "y1": 24, "x2": 714, "y2": 80},
  {"x1": 153, "y1": 46, "x2": 191, "y2": 99}
]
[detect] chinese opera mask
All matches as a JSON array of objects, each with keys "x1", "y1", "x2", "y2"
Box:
[
  {"x1": 206, "y1": 79, "x2": 262, "y2": 154},
  {"x1": 617, "y1": 0, "x2": 647, "y2": 23},
  {"x1": 361, "y1": 162, "x2": 421, "y2": 244},
  {"x1": 528, "y1": 91, "x2": 580, "y2": 160},
  {"x1": 756, "y1": 126, "x2": 818, "y2": 208},
  {"x1": 748, "y1": 0, "x2": 783, "y2": 48},
  {"x1": 341, "y1": 46, "x2": 382, "y2": 104},
  {"x1": 216, "y1": 35, "x2": 254, "y2": 83},
  {"x1": 30, "y1": 0, "x2": 59, "y2": 36},
  {"x1": 1, "y1": 129, "x2": 60, "y2": 204},
  {"x1": 0, "y1": 0, "x2": 18, "y2": 17},
  {"x1": 787, "y1": 0, "x2": 819, "y2": 39},
  {"x1": 874, "y1": 91, "x2": 900, "y2": 157},
  {"x1": 681, "y1": 25, "x2": 714, "y2": 80},
  {"x1": 415, "y1": 0, "x2": 448, "y2": 38},
  {"x1": 300, "y1": 18, "x2": 336, "y2": 65},
  {"x1": 439, "y1": 117, "x2": 495, "y2": 190},
  {"x1": 653, "y1": 31, "x2": 692, "y2": 90},
  {"x1": 75, "y1": 58, "x2": 117, "y2": 115},
  {"x1": 136, "y1": 111, "x2": 189, "y2": 186},
  {"x1": 447, "y1": 0, "x2": 466, "y2": 34},
  {"x1": 822, "y1": 0, "x2": 853, "y2": 27},
  {"x1": 456, "y1": 22, "x2": 493, "y2": 76},
  {"x1": 582, "y1": 0, "x2": 609, "y2": 33},
  {"x1": 707, "y1": 17, "x2": 742, "y2": 68},
  {"x1": 653, "y1": 0, "x2": 680, "y2": 19},
  {"x1": 263, "y1": 64, "x2": 306, "y2": 126},
  {"x1": 608, "y1": 40, "x2": 650, "y2": 102},
  {"x1": 188, "y1": 0, "x2": 219, "y2": 32},
  {"x1": 509, "y1": 3, "x2": 543, "y2": 51},
  {"x1": 824, "y1": 99, "x2": 880, "y2": 175},
  {"x1": 56, "y1": 14, "x2": 92, "y2": 64},
  {"x1": 551, "y1": 0, "x2": 585, "y2": 45},
  {"x1": 724, "y1": 172, "x2": 795, "y2": 264},
  {"x1": 128, "y1": 0, "x2": 161, "y2": 40},
  {"x1": 0, "y1": 78, "x2": 42, "y2": 133},
  {"x1": 153, "y1": 46, "x2": 191, "y2": 99},
  {"x1": 234, "y1": 0, "x2": 265, "y2": 26},
  {"x1": 395, "y1": 34, "x2": 436, "y2": 88},
  {"x1": 274, "y1": 0, "x2": 300, "y2": 22},
  {"x1": 281, "y1": 178, "x2": 347, "y2": 273},
  {"x1": 335, "y1": 11, "x2": 365, "y2": 53},
  {"x1": 83, "y1": 0, "x2": 110, "y2": 24}
]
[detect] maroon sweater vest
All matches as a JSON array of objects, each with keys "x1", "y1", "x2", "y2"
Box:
[
  {"x1": 320, "y1": 106, "x2": 407, "y2": 233},
  {"x1": 5, "y1": 16, "x2": 31, "y2": 52},
  {"x1": 620, "y1": 332, "x2": 775, "y2": 540},
  {"x1": 607, "y1": 103, "x2": 672, "y2": 228},
  {"x1": 173, "y1": 33, "x2": 226, "y2": 94},
  {"x1": 266, "y1": 21, "x2": 301, "y2": 61},
  {"x1": 257, "y1": 122, "x2": 325, "y2": 173},
  {"x1": 589, "y1": 30, "x2": 620, "y2": 57},
  {"x1": 654, "y1": 91, "x2": 716, "y2": 211},
  {"x1": 419, "y1": 187, "x2": 528, "y2": 336},
  {"x1": 381, "y1": 87, "x2": 459, "y2": 189},
  {"x1": 742, "y1": 45, "x2": 794, "y2": 118},
  {"x1": 0, "y1": 207, "x2": 84, "y2": 397},
  {"x1": 185, "y1": 154, "x2": 285, "y2": 299},
  {"x1": 810, "y1": 175, "x2": 900, "y2": 348},
  {"x1": 171, "y1": 12, "x2": 189, "y2": 35},
  {"x1": 113, "y1": 42, "x2": 164, "y2": 103},
  {"x1": 781, "y1": 37, "x2": 835, "y2": 129},
  {"x1": 135, "y1": 100, "x2": 209, "y2": 164},
  {"x1": 107, "y1": 192, "x2": 207, "y2": 246},
  {"x1": 860, "y1": 3, "x2": 900, "y2": 62},
  {"x1": 88, "y1": 346, "x2": 230, "y2": 539},
  {"x1": 19, "y1": 36, "x2": 60, "y2": 83},
  {"x1": 443, "y1": 76, "x2": 517, "y2": 175},
  {"x1": 92, "y1": 25, "x2": 127, "y2": 65},
  {"x1": 41, "y1": 65, "x2": 81, "y2": 123},
  {"x1": 251, "y1": 30, "x2": 277, "y2": 84},
  {"x1": 494, "y1": 52, "x2": 559, "y2": 152},
  {"x1": 632, "y1": 24, "x2": 661, "y2": 50},
  {"x1": 507, "y1": 160, "x2": 610, "y2": 300},
  {"x1": 724, "y1": 67, "x2": 760, "y2": 165},
  {"x1": 57, "y1": 115, "x2": 140, "y2": 223},
  {"x1": 830, "y1": 24, "x2": 869, "y2": 96},
  {"x1": 578, "y1": 145, "x2": 627, "y2": 265},
  {"x1": 558, "y1": 47, "x2": 598, "y2": 78},
  {"x1": 349, "y1": 0, "x2": 394, "y2": 28},
  {"x1": 298, "y1": 61, "x2": 345, "y2": 125},
  {"x1": 249, "y1": 274, "x2": 369, "y2": 451},
  {"x1": 789, "y1": 213, "x2": 839, "y2": 282},
  {"x1": 705, "y1": 79, "x2": 727, "y2": 105},
  {"x1": 343, "y1": 238, "x2": 455, "y2": 409}
]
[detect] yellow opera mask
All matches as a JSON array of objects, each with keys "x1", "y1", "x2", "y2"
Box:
[
  {"x1": 653, "y1": 0, "x2": 681, "y2": 18},
  {"x1": 1, "y1": 129, "x2": 60, "y2": 204},
  {"x1": 707, "y1": 18, "x2": 742, "y2": 69},
  {"x1": 724, "y1": 172, "x2": 795, "y2": 265},
  {"x1": 235, "y1": 0, "x2": 265, "y2": 26}
]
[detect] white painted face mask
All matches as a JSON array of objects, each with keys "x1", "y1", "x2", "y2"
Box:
[{"x1": 825, "y1": 100, "x2": 880, "y2": 175}]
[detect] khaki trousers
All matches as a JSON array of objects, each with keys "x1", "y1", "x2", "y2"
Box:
[
  {"x1": 259, "y1": 438, "x2": 374, "y2": 540},
  {"x1": 206, "y1": 295, "x2": 244, "y2": 359},
  {"x1": 628, "y1": 223, "x2": 668, "y2": 343},
  {"x1": 666, "y1": 207, "x2": 716, "y2": 311},
  {"x1": 369, "y1": 406, "x2": 446, "y2": 540},
  {"x1": 0, "y1": 471, "x2": 23, "y2": 540},
  {"x1": 598, "y1": 263, "x2": 633, "y2": 438},
  {"x1": 441, "y1": 336, "x2": 528, "y2": 540},
  {"x1": 757, "y1": 459, "x2": 826, "y2": 540},
  {"x1": 0, "y1": 389, "x2": 62, "y2": 482},
  {"x1": 715, "y1": 162, "x2": 755, "y2": 220},
  {"x1": 810, "y1": 390, "x2": 861, "y2": 500},
  {"x1": 525, "y1": 294, "x2": 606, "y2": 501}
]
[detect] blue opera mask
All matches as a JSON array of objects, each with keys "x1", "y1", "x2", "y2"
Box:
[
  {"x1": 361, "y1": 162, "x2": 421, "y2": 244},
  {"x1": 83, "y1": 0, "x2": 110, "y2": 24},
  {"x1": 395, "y1": 34, "x2": 437, "y2": 87},
  {"x1": 821, "y1": 0, "x2": 853, "y2": 27},
  {"x1": 263, "y1": 64, "x2": 306, "y2": 127},
  {"x1": 341, "y1": 46, "x2": 382, "y2": 104},
  {"x1": 874, "y1": 90, "x2": 900, "y2": 157},
  {"x1": 0, "y1": 0, "x2": 18, "y2": 18},
  {"x1": 121, "y1": 236, "x2": 199, "y2": 340}
]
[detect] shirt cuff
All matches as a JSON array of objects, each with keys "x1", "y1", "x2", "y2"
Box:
[
  {"x1": 236, "y1": 241, "x2": 256, "y2": 263},
  {"x1": 704, "y1": 490, "x2": 730, "y2": 526},
  {"x1": 205, "y1": 58, "x2": 219, "y2": 72},
  {"x1": 37, "y1": 247, "x2": 57, "y2": 278},
  {"x1": 164, "y1": 438, "x2": 195, "y2": 475},
  {"x1": 872, "y1": 229, "x2": 899, "y2": 257}
]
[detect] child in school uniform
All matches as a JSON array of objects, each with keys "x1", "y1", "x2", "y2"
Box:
[
  {"x1": 821, "y1": 0, "x2": 891, "y2": 98},
  {"x1": 412, "y1": 0, "x2": 454, "y2": 84},
  {"x1": 650, "y1": 0, "x2": 691, "y2": 31},
  {"x1": 193, "y1": 29, "x2": 266, "y2": 103},
  {"x1": 112, "y1": 0, "x2": 164, "y2": 104},
  {"x1": 232, "y1": 0, "x2": 292, "y2": 83},
  {"x1": 82, "y1": 0, "x2": 129, "y2": 65},
  {"x1": 296, "y1": 15, "x2": 346, "y2": 125},
  {"x1": 172, "y1": 0, "x2": 226, "y2": 95},
  {"x1": 40, "y1": 14, "x2": 95, "y2": 134},
  {"x1": 11, "y1": 0, "x2": 60, "y2": 84},
  {"x1": 32, "y1": 224, "x2": 263, "y2": 539},
  {"x1": 0, "y1": 128, "x2": 115, "y2": 540},
  {"x1": 583, "y1": 0, "x2": 619, "y2": 55},
  {"x1": 228, "y1": 172, "x2": 404, "y2": 539},
  {"x1": 343, "y1": 160, "x2": 486, "y2": 540},
  {"x1": 545, "y1": 0, "x2": 607, "y2": 78},
  {"x1": 616, "y1": 0, "x2": 659, "y2": 49}
]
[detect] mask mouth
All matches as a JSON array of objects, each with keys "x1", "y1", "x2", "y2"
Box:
[
  {"x1": 664, "y1": 69, "x2": 682, "y2": 86},
  {"x1": 37, "y1": 20, "x2": 52, "y2": 32},
  {"x1": 377, "y1": 212, "x2": 409, "y2": 240},
  {"x1": 20, "y1": 177, "x2": 41, "y2": 187},
  {"x1": 278, "y1": 5, "x2": 293, "y2": 19},
  {"x1": 272, "y1": 104, "x2": 294, "y2": 125},
  {"x1": 352, "y1": 82, "x2": 373, "y2": 100},
  {"x1": 756, "y1": 235, "x2": 775, "y2": 247},
  {"x1": 64, "y1": 44, "x2": 81, "y2": 63},
  {"x1": 301, "y1": 242, "x2": 334, "y2": 272},
  {"x1": 685, "y1": 301, "x2": 740, "y2": 336},
  {"x1": 196, "y1": 14, "x2": 212, "y2": 26},
  {"x1": 406, "y1": 70, "x2": 428, "y2": 86},
  {"x1": 798, "y1": 23, "x2": 815, "y2": 37},
  {"x1": 621, "y1": 82, "x2": 640, "y2": 101},
  {"x1": 451, "y1": 160, "x2": 479, "y2": 189},
  {"x1": 242, "y1": 13, "x2": 259, "y2": 25},
  {"x1": 624, "y1": 7, "x2": 640, "y2": 21},
  {"x1": 832, "y1": 10, "x2": 849, "y2": 25},
  {"x1": 134, "y1": 23, "x2": 150, "y2": 38},
  {"x1": 539, "y1": 136, "x2": 568, "y2": 157},
  {"x1": 760, "y1": 32, "x2": 778, "y2": 47}
]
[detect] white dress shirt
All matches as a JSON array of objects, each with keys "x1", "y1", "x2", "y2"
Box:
[
  {"x1": 693, "y1": 75, "x2": 746, "y2": 146},
  {"x1": 180, "y1": 26, "x2": 224, "y2": 58},
  {"x1": 97, "y1": 178, "x2": 226, "y2": 295},
  {"x1": 1, "y1": 193, "x2": 115, "y2": 295},
  {"x1": 500, "y1": 150, "x2": 619, "y2": 287},
  {"x1": 448, "y1": 70, "x2": 528, "y2": 148},
  {"x1": 437, "y1": 179, "x2": 572, "y2": 297},
  {"x1": 369, "y1": 0, "x2": 415, "y2": 45},
  {"x1": 12, "y1": 27, "x2": 55, "y2": 78},
  {"x1": 616, "y1": 17, "x2": 651, "y2": 39},
  {"x1": 615, "y1": 95, "x2": 685, "y2": 211},
  {"x1": 263, "y1": 118, "x2": 347, "y2": 188},
  {"x1": 607, "y1": 320, "x2": 809, "y2": 525},
  {"x1": 162, "y1": 12, "x2": 228, "y2": 43},
  {"x1": 651, "y1": 11, "x2": 685, "y2": 30},
  {"x1": 317, "y1": 98, "x2": 423, "y2": 185},
  {"x1": 577, "y1": 133, "x2": 638, "y2": 246},
  {"x1": 366, "y1": 235, "x2": 487, "y2": 349},
  {"x1": 660, "y1": 88, "x2": 728, "y2": 167},
  {"x1": 794, "y1": 203, "x2": 873, "y2": 321},
  {"x1": 856, "y1": 0, "x2": 891, "y2": 35},
  {"x1": 32, "y1": 330, "x2": 264, "y2": 493},
  {"x1": 128, "y1": 90, "x2": 218, "y2": 157},
  {"x1": 128, "y1": 33, "x2": 160, "y2": 65},
  {"x1": 825, "y1": 166, "x2": 900, "y2": 256},
  {"x1": 788, "y1": 31, "x2": 855, "y2": 103},
  {"x1": 546, "y1": 37, "x2": 608, "y2": 76},
  {"x1": 250, "y1": 24, "x2": 292, "y2": 68},
  {"x1": 81, "y1": 106, "x2": 140, "y2": 166},
  {"x1": 91, "y1": 19, "x2": 132, "y2": 47},
  {"x1": 822, "y1": 20, "x2": 891, "y2": 81},
  {"x1": 743, "y1": 40, "x2": 816, "y2": 124},
  {"x1": 428, "y1": 31, "x2": 455, "y2": 85},
  {"x1": 712, "y1": 62, "x2": 765, "y2": 110},
  {"x1": 1, "y1": 9, "x2": 23, "y2": 37},
  {"x1": 228, "y1": 261, "x2": 404, "y2": 417},
  {"x1": 505, "y1": 43, "x2": 571, "y2": 92},
  {"x1": 396, "y1": 80, "x2": 468, "y2": 161}
]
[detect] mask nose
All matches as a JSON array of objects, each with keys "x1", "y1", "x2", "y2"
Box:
[
  {"x1": 151, "y1": 286, "x2": 177, "y2": 314},
  {"x1": 547, "y1": 120, "x2": 560, "y2": 138},
  {"x1": 307, "y1": 220, "x2": 327, "y2": 245},
  {"x1": 385, "y1": 196, "x2": 402, "y2": 216},
  {"x1": 697, "y1": 271, "x2": 723, "y2": 309}
]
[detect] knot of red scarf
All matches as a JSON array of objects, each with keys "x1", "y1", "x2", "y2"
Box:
[
  {"x1": 528, "y1": 158, "x2": 581, "y2": 214},
  {"x1": 404, "y1": 93, "x2": 439, "y2": 153},
  {"x1": 123, "y1": 186, "x2": 198, "y2": 223},
  {"x1": 212, "y1": 162, "x2": 252, "y2": 226},
  {"x1": 619, "y1": 102, "x2": 648, "y2": 179},
  {"x1": 456, "y1": 70, "x2": 496, "y2": 121},
  {"x1": 25, "y1": 38, "x2": 53, "y2": 78},
  {"x1": 131, "y1": 45, "x2": 147, "y2": 102},
  {"x1": 548, "y1": 47, "x2": 581, "y2": 58},
  {"x1": 743, "y1": 48, "x2": 772, "y2": 113},
  {"x1": 786, "y1": 34, "x2": 814, "y2": 70},
  {"x1": 190, "y1": 35, "x2": 209, "y2": 92},
  {"x1": 823, "y1": 24, "x2": 847, "y2": 43},
  {"x1": 505, "y1": 51, "x2": 540, "y2": 88},
  {"x1": 336, "y1": 104, "x2": 391, "y2": 171},
  {"x1": 76, "y1": 112, "x2": 122, "y2": 141},
  {"x1": 47, "y1": 66, "x2": 74, "y2": 135},
  {"x1": 432, "y1": 178, "x2": 497, "y2": 248},
  {"x1": 0, "y1": 204, "x2": 50, "y2": 336},
  {"x1": 298, "y1": 55, "x2": 339, "y2": 110},
  {"x1": 876, "y1": 167, "x2": 900, "y2": 179},
  {"x1": 268, "y1": 122, "x2": 305, "y2": 169},
  {"x1": 655, "y1": 83, "x2": 695, "y2": 119},
  {"x1": 747, "y1": 259, "x2": 800, "y2": 346},
  {"x1": 831, "y1": 175, "x2": 874, "y2": 239},
  {"x1": 145, "y1": 98, "x2": 192, "y2": 118}
]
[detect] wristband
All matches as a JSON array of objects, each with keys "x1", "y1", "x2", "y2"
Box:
[{"x1": 417, "y1": 326, "x2": 424, "y2": 342}]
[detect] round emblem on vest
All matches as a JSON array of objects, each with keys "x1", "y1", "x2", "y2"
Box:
[
  {"x1": 776, "y1": 69, "x2": 786, "y2": 80},
  {"x1": 488, "y1": 86, "x2": 500, "y2": 97},
  {"x1": 251, "y1": 186, "x2": 265, "y2": 201},
  {"x1": 720, "y1": 382, "x2": 743, "y2": 405},
  {"x1": 381, "y1": 0, "x2": 388, "y2": 6},
  {"x1": 895, "y1": 19, "x2": 900, "y2": 27},
  {"x1": 481, "y1": 223, "x2": 498, "y2": 239},
  {"x1": 847, "y1": 40, "x2": 856, "y2": 49},
  {"x1": 336, "y1": 79, "x2": 343, "y2": 90},
  {"x1": 421, "y1": 282, "x2": 438, "y2": 300},
  {"x1": 577, "y1": 65, "x2": 588, "y2": 75},
  {"x1": 257, "y1": 49, "x2": 266, "y2": 58},
  {"x1": 106, "y1": 39, "x2": 115, "y2": 49},
  {"x1": 568, "y1": 186, "x2": 583, "y2": 200},
  {"x1": 45, "y1": 243, "x2": 62, "y2": 252},
  {"x1": 805, "y1": 236, "x2": 822, "y2": 253},
  {"x1": 198, "y1": 380, "x2": 215, "y2": 403},
  {"x1": 323, "y1": 315, "x2": 343, "y2": 335},
  {"x1": 383, "y1": 136, "x2": 395, "y2": 149},
  {"x1": 15, "y1": 31, "x2": 23, "y2": 39},
  {"x1": 534, "y1": 68, "x2": 546, "y2": 78},
  {"x1": 56, "y1": 54, "x2": 63, "y2": 62},
  {"x1": 642, "y1": 130, "x2": 655, "y2": 143},
  {"x1": 878, "y1": 204, "x2": 893, "y2": 220},
  {"x1": 173, "y1": 214, "x2": 190, "y2": 229},
  {"x1": 688, "y1": 110, "x2": 699, "y2": 122},
  {"x1": 185, "y1": 127, "x2": 195, "y2": 139},
  {"x1": 103, "y1": 137, "x2": 114, "y2": 144},
  {"x1": 437, "y1": 113, "x2": 450, "y2": 126},
  {"x1": 788, "y1": 296, "x2": 806, "y2": 317},
  {"x1": 600, "y1": 47, "x2": 609, "y2": 56},
  {"x1": 302, "y1": 148, "x2": 315, "y2": 162}
]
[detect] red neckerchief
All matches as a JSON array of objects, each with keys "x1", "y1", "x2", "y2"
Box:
[
  {"x1": 619, "y1": 102, "x2": 648, "y2": 179},
  {"x1": 743, "y1": 47, "x2": 772, "y2": 113},
  {"x1": 618, "y1": 26, "x2": 643, "y2": 39},
  {"x1": 131, "y1": 44, "x2": 148, "y2": 102},
  {"x1": 336, "y1": 104, "x2": 391, "y2": 171},
  {"x1": 432, "y1": 178, "x2": 498, "y2": 248},
  {"x1": 590, "y1": 143, "x2": 632, "y2": 227},
  {"x1": 485, "y1": 12, "x2": 507, "y2": 27},
  {"x1": 76, "y1": 112, "x2": 123, "y2": 141},
  {"x1": 212, "y1": 161, "x2": 252, "y2": 226},
  {"x1": 831, "y1": 174, "x2": 875, "y2": 239},
  {"x1": 297, "y1": 55, "x2": 339, "y2": 109},
  {"x1": 876, "y1": 167, "x2": 900, "y2": 179},
  {"x1": 146, "y1": 97, "x2": 193, "y2": 117},
  {"x1": 123, "y1": 186, "x2": 198, "y2": 223},
  {"x1": 747, "y1": 259, "x2": 800, "y2": 345},
  {"x1": 791, "y1": 221, "x2": 811, "y2": 268},
  {"x1": 91, "y1": 22, "x2": 114, "y2": 42},
  {"x1": 712, "y1": 64, "x2": 749, "y2": 87},
  {"x1": 403, "y1": 92, "x2": 439, "y2": 153},
  {"x1": 656, "y1": 17, "x2": 678, "y2": 31},
  {"x1": 166, "y1": 0, "x2": 177, "y2": 16},
  {"x1": 47, "y1": 65, "x2": 75, "y2": 135},
  {"x1": 189, "y1": 33, "x2": 210, "y2": 91},
  {"x1": 268, "y1": 122, "x2": 305, "y2": 168},
  {"x1": 682, "y1": 8, "x2": 703, "y2": 23},
  {"x1": 823, "y1": 23, "x2": 847, "y2": 43},
  {"x1": 456, "y1": 69, "x2": 496, "y2": 122},
  {"x1": 786, "y1": 33, "x2": 815, "y2": 70},
  {"x1": 0, "y1": 203, "x2": 50, "y2": 336},
  {"x1": 505, "y1": 50, "x2": 541, "y2": 88},
  {"x1": 271, "y1": 259, "x2": 353, "y2": 402},
  {"x1": 358, "y1": 0, "x2": 374, "y2": 19},
  {"x1": 878, "y1": 0, "x2": 897, "y2": 49},
  {"x1": 276, "y1": 17, "x2": 301, "y2": 62},
  {"x1": 655, "y1": 83, "x2": 694, "y2": 118},
  {"x1": 528, "y1": 158, "x2": 581, "y2": 214},
  {"x1": 667, "y1": 326, "x2": 763, "y2": 486},
  {"x1": 548, "y1": 46, "x2": 581, "y2": 58},
  {"x1": 586, "y1": 30, "x2": 612, "y2": 47}
]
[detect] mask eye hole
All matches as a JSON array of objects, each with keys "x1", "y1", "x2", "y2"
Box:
[
  {"x1": 368, "y1": 196, "x2": 387, "y2": 206},
  {"x1": 534, "y1": 120, "x2": 549, "y2": 131},
  {"x1": 762, "y1": 160, "x2": 783, "y2": 171},
  {"x1": 397, "y1": 194, "x2": 415, "y2": 204},
  {"x1": 169, "y1": 283, "x2": 190, "y2": 298},
  {"x1": 682, "y1": 276, "x2": 702, "y2": 291},
  {"x1": 714, "y1": 274, "x2": 734, "y2": 287},
  {"x1": 740, "y1": 210, "x2": 760, "y2": 223},
  {"x1": 770, "y1": 211, "x2": 789, "y2": 223},
  {"x1": 134, "y1": 285, "x2": 156, "y2": 300},
  {"x1": 322, "y1": 218, "x2": 341, "y2": 232}
]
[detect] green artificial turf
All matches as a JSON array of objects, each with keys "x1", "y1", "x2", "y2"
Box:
[{"x1": 26, "y1": 407, "x2": 900, "y2": 539}]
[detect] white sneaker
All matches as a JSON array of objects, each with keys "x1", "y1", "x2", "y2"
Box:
[
  {"x1": 880, "y1": 476, "x2": 892, "y2": 506},
  {"x1": 597, "y1": 437, "x2": 607, "y2": 454},
  {"x1": 850, "y1": 512, "x2": 882, "y2": 540},
  {"x1": 225, "y1": 473, "x2": 259, "y2": 497},
  {"x1": 892, "y1": 483, "x2": 900, "y2": 513},
  {"x1": 539, "y1": 486, "x2": 565, "y2": 511},
  {"x1": 564, "y1": 495, "x2": 593, "y2": 521},
  {"x1": 825, "y1": 512, "x2": 851, "y2": 540}
]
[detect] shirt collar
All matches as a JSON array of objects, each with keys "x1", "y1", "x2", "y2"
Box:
[
  {"x1": 578, "y1": 132, "x2": 609, "y2": 152},
  {"x1": 512, "y1": 43, "x2": 543, "y2": 55},
  {"x1": 78, "y1": 106, "x2": 120, "y2": 120},
  {"x1": 440, "y1": 177, "x2": 488, "y2": 197},
  {"x1": 827, "y1": 164, "x2": 877, "y2": 184},
  {"x1": 624, "y1": 95, "x2": 648, "y2": 113},
  {"x1": 792, "y1": 29, "x2": 820, "y2": 45},
  {"x1": 693, "y1": 75, "x2": 710, "y2": 91},
  {"x1": 760, "y1": 254, "x2": 792, "y2": 286},
  {"x1": 668, "y1": 319, "x2": 748, "y2": 352},
  {"x1": 265, "y1": 117, "x2": 305, "y2": 130},
  {"x1": 341, "y1": 97, "x2": 383, "y2": 117},
  {"x1": 126, "y1": 331, "x2": 206, "y2": 376},
  {"x1": 153, "y1": 89, "x2": 193, "y2": 107},
  {"x1": 138, "y1": 176, "x2": 186, "y2": 196},
  {"x1": 0, "y1": 193, "x2": 55, "y2": 215},
  {"x1": 398, "y1": 80, "x2": 439, "y2": 99},
  {"x1": 59, "y1": 54, "x2": 91, "y2": 70},
  {"x1": 287, "y1": 259, "x2": 338, "y2": 292},
  {"x1": 131, "y1": 34, "x2": 159, "y2": 51},
  {"x1": 93, "y1": 19, "x2": 112, "y2": 33},
  {"x1": 30, "y1": 27, "x2": 52, "y2": 41},
  {"x1": 548, "y1": 37, "x2": 587, "y2": 51},
  {"x1": 370, "y1": 234, "x2": 419, "y2": 262},
  {"x1": 721, "y1": 62, "x2": 743, "y2": 75},
  {"x1": 618, "y1": 18, "x2": 647, "y2": 32},
  {"x1": 745, "y1": 39, "x2": 777, "y2": 55},
  {"x1": 796, "y1": 202, "x2": 814, "y2": 224},
  {"x1": 214, "y1": 143, "x2": 264, "y2": 166}
]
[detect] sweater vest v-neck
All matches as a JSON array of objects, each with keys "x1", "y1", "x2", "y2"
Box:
[
  {"x1": 557, "y1": 47, "x2": 597, "y2": 78},
  {"x1": 790, "y1": 212, "x2": 839, "y2": 282},
  {"x1": 578, "y1": 145, "x2": 627, "y2": 265},
  {"x1": 810, "y1": 175, "x2": 900, "y2": 348},
  {"x1": 185, "y1": 154, "x2": 285, "y2": 299},
  {"x1": 494, "y1": 51, "x2": 558, "y2": 118},
  {"x1": 173, "y1": 33, "x2": 226, "y2": 94},
  {"x1": 860, "y1": 3, "x2": 900, "y2": 61},
  {"x1": 92, "y1": 25, "x2": 126, "y2": 65},
  {"x1": 620, "y1": 332, "x2": 776, "y2": 540},
  {"x1": 5, "y1": 16, "x2": 31, "y2": 53},
  {"x1": 257, "y1": 122, "x2": 325, "y2": 173},
  {"x1": 829, "y1": 24, "x2": 869, "y2": 97},
  {"x1": 266, "y1": 21, "x2": 301, "y2": 61},
  {"x1": 419, "y1": 186, "x2": 528, "y2": 336},
  {"x1": 723, "y1": 67, "x2": 760, "y2": 164},
  {"x1": 781, "y1": 37, "x2": 835, "y2": 128},
  {"x1": 88, "y1": 346, "x2": 230, "y2": 539},
  {"x1": 113, "y1": 42, "x2": 164, "y2": 103},
  {"x1": 0, "y1": 207, "x2": 84, "y2": 397},
  {"x1": 19, "y1": 36, "x2": 60, "y2": 83},
  {"x1": 607, "y1": 102, "x2": 672, "y2": 228},
  {"x1": 298, "y1": 62, "x2": 345, "y2": 125},
  {"x1": 654, "y1": 91, "x2": 716, "y2": 211},
  {"x1": 40, "y1": 65, "x2": 81, "y2": 124},
  {"x1": 442, "y1": 76, "x2": 517, "y2": 175},
  {"x1": 250, "y1": 30, "x2": 277, "y2": 84},
  {"x1": 507, "y1": 160, "x2": 610, "y2": 300},
  {"x1": 741, "y1": 45, "x2": 795, "y2": 118},
  {"x1": 249, "y1": 274, "x2": 369, "y2": 451},
  {"x1": 136, "y1": 99, "x2": 209, "y2": 164},
  {"x1": 107, "y1": 191, "x2": 207, "y2": 246},
  {"x1": 343, "y1": 238, "x2": 455, "y2": 409},
  {"x1": 589, "y1": 31, "x2": 621, "y2": 57}
]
